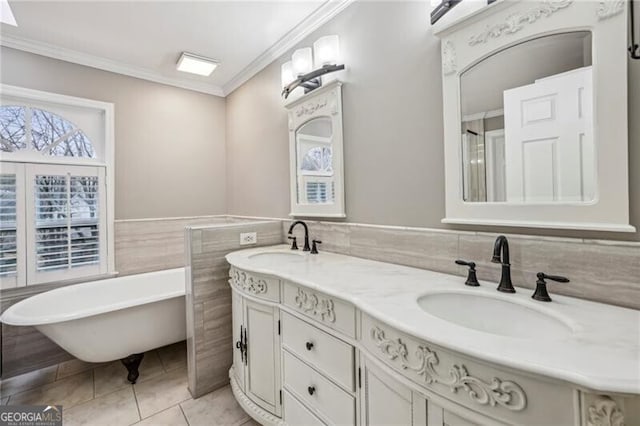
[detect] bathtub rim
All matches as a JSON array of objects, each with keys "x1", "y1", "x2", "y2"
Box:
[{"x1": 1, "y1": 267, "x2": 186, "y2": 326}]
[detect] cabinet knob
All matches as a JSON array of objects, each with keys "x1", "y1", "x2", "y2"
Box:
[
  {"x1": 307, "y1": 386, "x2": 316, "y2": 396},
  {"x1": 305, "y1": 341, "x2": 314, "y2": 351}
]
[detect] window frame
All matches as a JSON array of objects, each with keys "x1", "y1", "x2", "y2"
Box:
[{"x1": 0, "y1": 85, "x2": 115, "y2": 288}]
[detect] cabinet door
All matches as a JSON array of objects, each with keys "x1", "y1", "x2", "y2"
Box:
[
  {"x1": 245, "y1": 298, "x2": 281, "y2": 416},
  {"x1": 231, "y1": 289, "x2": 245, "y2": 389},
  {"x1": 361, "y1": 357, "x2": 427, "y2": 426},
  {"x1": 443, "y1": 411, "x2": 477, "y2": 426},
  {"x1": 428, "y1": 401, "x2": 478, "y2": 426}
]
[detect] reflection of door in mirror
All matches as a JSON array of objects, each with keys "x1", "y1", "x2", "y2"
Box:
[
  {"x1": 504, "y1": 66, "x2": 593, "y2": 203},
  {"x1": 460, "y1": 31, "x2": 593, "y2": 204},
  {"x1": 295, "y1": 117, "x2": 334, "y2": 205}
]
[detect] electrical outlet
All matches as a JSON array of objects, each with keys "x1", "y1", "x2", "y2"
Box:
[{"x1": 240, "y1": 232, "x2": 257, "y2": 245}]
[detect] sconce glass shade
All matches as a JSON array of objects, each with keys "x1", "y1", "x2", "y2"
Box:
[
  {"x1": 281, "y1": 61, "x2": 294, "y2": 88},
  {"x1": 292, "y1": 47, "x2": 313, "y2": 76},
  {"x1": 313, "y1": 35, "x2": 340, "y2": 67}
]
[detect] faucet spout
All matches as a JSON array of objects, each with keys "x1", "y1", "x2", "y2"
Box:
[
  {"x1": 288, "y1": 221, "x2": 311, "y2": 252},
  {"x1": 492, "y1": 235, "x2": 515, "y2": 293},
  {"x1": 491, "y1": 235, "x2": 510, "y2": 265}
]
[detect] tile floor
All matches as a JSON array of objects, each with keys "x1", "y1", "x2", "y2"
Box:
[{"x1": 0, "y1": 341, "x2": 258, "y2": 426}]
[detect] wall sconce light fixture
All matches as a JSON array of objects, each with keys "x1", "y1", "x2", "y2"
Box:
[{"x1": 281, "y1": 35, "x2": 345, "y2": 99}]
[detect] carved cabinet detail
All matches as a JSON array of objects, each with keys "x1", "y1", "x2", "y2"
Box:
[
  {"x1": 361, "y1": 315, "x2": 578, "y2": 426},
  {"x1": 229, "y1": 267, "x2": 279, "y2": 302},
  {"x1": 282, "y1": 281, "x2": 356, "y2": 338}
]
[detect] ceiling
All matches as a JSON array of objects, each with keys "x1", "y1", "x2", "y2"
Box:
[{"x1": 0, "y1": 1, "x2": 352, "y2": 96}]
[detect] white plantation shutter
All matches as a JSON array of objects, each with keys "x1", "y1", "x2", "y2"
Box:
[
  {"x1": 26, "y1": 164, "x2": 106, "y2": 284},
  {"x1": 0, "y1": 174, "x2": 17, "y2": 276},
  {"x1": 298, "y1": 175, "x2": 335, "y2": 204},
  {"x1": 69, "y1": 176, "x2": 101, "y2": 267},
  {"x1": 0, "y1": 163, "x2": 25, "y2": 288},
  {"x1": 306, "y1": 181, "x2": 328, "y2": 203}
]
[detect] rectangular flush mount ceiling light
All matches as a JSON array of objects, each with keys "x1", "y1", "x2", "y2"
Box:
[
  {"x1": 0, "y1": 0, "x2": 18, "y2": 26},
  {"x1": 176, "y1": 52, "x2": 219, "y2": 76}
]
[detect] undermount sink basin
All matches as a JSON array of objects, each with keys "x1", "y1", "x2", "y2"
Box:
[
  {"x1": 417, "y1": 292, "x2": 574, "y2": 339},
  {"x1": 247, "y1": 251, "x2": 309, "y2": 264}
]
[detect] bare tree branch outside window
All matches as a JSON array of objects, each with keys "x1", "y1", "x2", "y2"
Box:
[
  {"x1": 0, "y1": 106, "x2": 96, "y2": 158},
  {"x1": 0, "y1": 106, "x2": 27, "y2": 153}
]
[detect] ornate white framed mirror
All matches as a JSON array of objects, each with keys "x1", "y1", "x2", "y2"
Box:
[
  {"x1": 435, "y1": 0, "x2": 635, "y2": 232},
  {"x1": 285, "y1": 80, "x2": 345, "y2": 217}
]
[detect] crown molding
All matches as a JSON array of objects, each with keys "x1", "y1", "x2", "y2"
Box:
[
  {"x1": 222, "y1": 0, "x2": 355, "y2": 96},
  {"x1": 0, "y1": 34, "x2": 226, "y2": 97}
]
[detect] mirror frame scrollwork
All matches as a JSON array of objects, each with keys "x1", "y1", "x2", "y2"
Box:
[
  {"x1": 434, "y1": 0, "x2": 635, "y2": 232},
  {"x1": 285, "y1": 80, "x2": 345, "y2": 218}
]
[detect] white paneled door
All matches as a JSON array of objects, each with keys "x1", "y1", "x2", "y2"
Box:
[{"x1": 503, "y1": 66, "x2": 593, "y2": 203}]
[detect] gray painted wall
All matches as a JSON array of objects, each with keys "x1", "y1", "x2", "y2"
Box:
[
  {"x1": 226, "y1": 1, "x2": 640, "y2": 241},
  {"x1": 1, "y1": 47, "x2": 227, "y2": 220}
]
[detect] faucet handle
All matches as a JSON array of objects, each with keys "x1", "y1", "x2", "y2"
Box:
[
  {"x1": 288, "y1": 236, "x2": 298, "y2": 250},
  {"x1": 538, "y1": 272, "x2": 570, "y2": 283},
  {"x1": 455, "y1": 259, "x2": 480, "y2": 287},
  {"x1": 532, "y1": 272, "x2": 569, "y2": 302},
  {"x1": 311, "y1": 240, "x2": 322, "y2": 254}
]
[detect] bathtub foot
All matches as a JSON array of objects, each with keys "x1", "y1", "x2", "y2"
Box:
[{"x1": 121, "y1": 353, "x2": 144, "y2": 384}]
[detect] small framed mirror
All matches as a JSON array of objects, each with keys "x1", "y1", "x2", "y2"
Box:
[{"x1": 286, "y1": 81, "x2": 345, "y2": 217}]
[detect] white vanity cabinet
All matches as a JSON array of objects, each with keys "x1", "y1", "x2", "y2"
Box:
[{"x1": 227, "y1": 259, "x2": 640, "y2": 426}]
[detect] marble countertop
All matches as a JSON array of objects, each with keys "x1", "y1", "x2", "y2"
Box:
[{"x1": 226, "y1": 245, "x2": 640, "y2": 395}]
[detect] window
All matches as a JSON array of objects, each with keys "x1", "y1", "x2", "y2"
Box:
[
  {"x1": 0, "y1": 85, "x2": 114, "y2": 289},
  {"x1": 1, "y1": 106, "x2": 96, "y2": 157}
]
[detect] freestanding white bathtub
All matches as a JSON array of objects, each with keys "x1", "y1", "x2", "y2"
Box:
[{"x1": 0, "y1": 268, "x2": 186, "y2": 364}]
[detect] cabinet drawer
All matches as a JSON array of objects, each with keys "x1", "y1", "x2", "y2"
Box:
[
  {"x1": 282, "y1": 311, "x2": 355, "y2": 391},
  {"x1": 229, "y1": 267, "x2": 279, "y2": 302},
  {"x1": 284, "y1": 390, "x2": 326, "y2": 426},
  {"x1": 283, "y1": 351, "x2": 355, "y2": 426},
  {"x1": 361, "y1": 314, "x2": 577, "y2": 426},
  {"x1": 283, "y1": 281, "x2": 356, "y2": 338}
]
